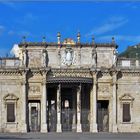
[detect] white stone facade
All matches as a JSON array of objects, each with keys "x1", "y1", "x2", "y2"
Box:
[{"x1": 0, "y1": 38, "x2": 140, "y2": 133}]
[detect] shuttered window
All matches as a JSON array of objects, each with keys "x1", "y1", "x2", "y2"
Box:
[
  {"x1": 7, "y1": 103, "x2": 15, "y2": 122},
  {"x1": 123, "y1": 103, "x2": 131, "y2": 122}
]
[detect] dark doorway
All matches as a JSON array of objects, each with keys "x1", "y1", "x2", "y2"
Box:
[
  {"x1": 97, "y1": 100, "x2": 109, "y2": 132},
  {"x1": 28, "y1": 101, "x2": 40, "y2": 132},
  {"x1": 47, "y1": 88, "x2": 57, "y2": 132},
  {"x1": 81, "y1": 84, "x2": 90, "y2": 132},
  {"x1": 61, "y1": 88, "x2": 76, "y2": 132}
]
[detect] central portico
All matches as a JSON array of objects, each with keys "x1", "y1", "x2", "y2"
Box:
[
  {"x1": 47, "y1": 75, "x2": 92, "y2": 132},
  {"x1": 28, "y1": 67, "x2": 97, "y2": 133}
]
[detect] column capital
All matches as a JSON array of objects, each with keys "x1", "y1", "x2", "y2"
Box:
[
  {"x1": 41, "y1": 79, "x2": 46, "y2": 85},
  {"x1": 57, "y1": 83, "x2": 61, "y2": 90},
  {"x1": 77, "y1": 83, "x2": 81, "y2": 92}
]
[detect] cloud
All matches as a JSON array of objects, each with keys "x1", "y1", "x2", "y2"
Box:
[
  {"x1": 0, "y1": 1, "x2": 17, "y2": 9},
  {"x1": 123, "y1": 2, "x2": 139, "y2": 9},
  {"x1": 97, "y1": 35, "x2": 140, "y2": 43},
  {"x1": 86, "y1": 16, "x2": 128, "y2": 37},
  {"x1": 10, "y1": 44, "x2": 20, "y2": 57},
  {"x1": 8, "y1": 30, "x2": 31, "y2": 37},
  {"x1": 0, "y1": 25, "x2": 5, "y2": 35},
  {"x1": 16, "y1": 13, "x2": 38, "y2": 25},
  {"x1": 8, "y1": 30, "x2": 15, "y2": 35}
]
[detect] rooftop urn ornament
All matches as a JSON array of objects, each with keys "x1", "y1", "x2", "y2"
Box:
[
  {"x1": 92, "y1": 35, "x2": 95, "y2": 44},
  {"x1": 42, "y1": 36, "x2": 46, "y2": 43},
  {"x1": 57, "y1": 32, "x2": 61, "y2": 44},
  {"x1": 22, "y1": 36, "x2": 26, "y2": 43},
  {"x1": 112, "y1": 36, "x2": 115, "y2": 44},
  {"x1": 77, "y1": 32, "x2": 81, "y2": 43}
]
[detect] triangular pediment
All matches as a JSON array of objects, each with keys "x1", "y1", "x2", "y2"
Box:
[
  {"x1": 119, "y1": 94, "x2": 134, "y2": 101},
  {"x1": 4, "y1": 94, "x2": 19, "y2": 101}
]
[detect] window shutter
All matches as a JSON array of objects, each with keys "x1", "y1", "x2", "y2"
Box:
[
  {"x1": 7, "y1": 103, "x2": 15, "y2": 122},
  {"x1": 123, "y1": 103, "x2": 131, "y2": 122}
]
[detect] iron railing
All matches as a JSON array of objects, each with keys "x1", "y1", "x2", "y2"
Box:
[{"x1": 47, "y1": 109, "x2": 90, "y2": 132}]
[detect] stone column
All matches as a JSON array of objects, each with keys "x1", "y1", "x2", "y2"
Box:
[
  {"x1": 76, "y1": 84, "x2": 82, "y2": 132},
  {"x1": 21, "y1": 71, "x2": 27, "y2": 132},
  {"x1": 56, "y1": 84, "x2": 62, "y2": 132},
  {"x1": 41, "y1": 73, "x2": 48, "y2": 132},
  {"x1": 112, "y1": 71, "x2": 118, "y2": 132},
  {"x1": 90, "y1": 72, "x2": 98, "y2": 132}
]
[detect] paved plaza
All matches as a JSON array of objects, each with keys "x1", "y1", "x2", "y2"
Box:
[{"x1": 0, "y1": 133, "x2": 140, "y2": 140}]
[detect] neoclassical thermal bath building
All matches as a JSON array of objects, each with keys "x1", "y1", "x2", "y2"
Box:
[{"x1": 0, "y1": 33, "x2": 140, "y2": 133}]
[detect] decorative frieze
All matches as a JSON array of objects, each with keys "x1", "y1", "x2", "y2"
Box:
[{"x1": 51, "y1": 68, "x2": 92, "y2": 78}]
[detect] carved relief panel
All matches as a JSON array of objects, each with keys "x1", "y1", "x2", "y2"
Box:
[
  {"x1": 28, "y1": 84, "x2": 41, "y2": 96},
  {"x1": 98, "y1": 84, "x2": 110, "y2": 97},
  {"x1": 28, "y1": 50, "x2": 42, "y2": 67}
]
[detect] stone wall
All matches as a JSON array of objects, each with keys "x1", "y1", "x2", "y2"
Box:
[{"x1": 0, "y1": 75, "x2": 23, "y2": 132}]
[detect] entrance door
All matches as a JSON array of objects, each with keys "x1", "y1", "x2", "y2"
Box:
[
  {"x1": 29, "y1": 102, "x2": 40, "y2": 132},
  {"x1": 97, "y1": 100, "x2": 109, "y2": 132},
  {"x1": 62, "y1": 100, "x2": 74, "y2": 132},
  {"x1": 61, "y1": 88, "x2": 76, "y2": 132}
]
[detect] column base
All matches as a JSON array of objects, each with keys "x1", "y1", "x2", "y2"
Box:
[
  {"x1": 41, "y1": 123, "x2": 48, "y2": 133},
  {"x1": 21, "y1": 123, "x2": 27, "y2": 133},
  {"x1": 76, "y1": 123, "x2": 82, "y2": 132},
  {"x1": 72, "y1": 124, "x2": 76, "y2": 131},
  {"x1": 90, "y1": 123, "x2": 98, "y2": 133},
  {"x1": 56, "y1": 124, "x2": 62, "y2": 132},
  {"x1": 112, "y1": 124, "x2": 118, "y2": 133}
]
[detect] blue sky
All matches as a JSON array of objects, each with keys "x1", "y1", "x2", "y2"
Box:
[{"x1": 0, "y1": 1, "x2": 140, "y2": 56}]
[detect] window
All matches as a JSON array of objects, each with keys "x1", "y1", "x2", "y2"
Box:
[
  {"x1": 119, "y1": 94, "x2": 134, "y2": 123},
  {"x1": 7, "y1": 103, "x2": 15, "y2": 122},
  {"x1": 3, "y1": 94, "x2": 19, "y2": 123},
  {"x1": 123, "y1": 103, "x2": 131, "y2": 122}
]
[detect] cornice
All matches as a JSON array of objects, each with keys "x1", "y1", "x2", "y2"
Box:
[
  {"x1": 18, "y1": 42, "x2": 117, "y2": 48},
  {"x1": 0, "y1": 68, "x2": 22, "y2": 75}
]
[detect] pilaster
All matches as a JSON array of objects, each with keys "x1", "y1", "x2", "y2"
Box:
[
  {"x1": 90, "y1": 71, "x2": 98, "y2": 132},
  {"x1": 42, "y1": 49, "x2": 47, "y2": 67},
  {"x1": 112, "y1": 71, "x2": 118, "y2": 132},
  {"x1": 21, "y1": 70, "x2": 28, "y2": 132},
  {"x1": 41, "y1": 72, "x2": 48, "y2": 132},
  {"x1": 23, "y1": 48, "x2": 27, "y2": 67}
]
